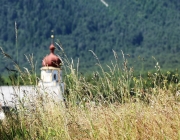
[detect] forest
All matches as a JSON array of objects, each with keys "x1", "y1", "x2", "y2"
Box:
[
  {"x1": 0, "y1": 0, "x2": 180, "y2": 83},
  {"x1": 1, "y1": 1, "x2": 180, "y2": 139}
]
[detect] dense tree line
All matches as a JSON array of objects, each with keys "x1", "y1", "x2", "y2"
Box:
[{"x1": 0, "y1": 0, "x2": 180, "y2": 76}]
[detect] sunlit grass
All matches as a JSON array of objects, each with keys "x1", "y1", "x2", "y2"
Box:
[
  {"x1": 1, "y1": 92, "x2": 180, "y2": 139},
  {"x1": 0, "y1": 45, "x2": 180, "y2": 139}
]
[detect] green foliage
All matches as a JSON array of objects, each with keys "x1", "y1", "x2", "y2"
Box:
[
  {"x1": 1, "y1": 44, "x2": 180, "y2": 139},
  {"x1": 63, "y1": 50, "x2": 180, "y2": 105},
  {"x1": 0, "y1": 47, "x2": 37, "y2": 85},
  {"x1": 0, "y1": 74, "x2": 5, "y2": 85},
  {"x1": 0, "y1": 0, "x2": 180, "y2": 75}
]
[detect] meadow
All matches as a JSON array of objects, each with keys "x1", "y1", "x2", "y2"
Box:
[{"x1": 0, "y1": 47, "x2": 180, "y2": 140}]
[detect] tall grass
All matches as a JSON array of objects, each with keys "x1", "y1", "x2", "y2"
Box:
[{"x1": 1, "y1": 44, "x2": 180, "y2": 139}]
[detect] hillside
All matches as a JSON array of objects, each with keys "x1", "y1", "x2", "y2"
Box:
[{"x1": 0, "y1": 0, "x2": 180, "y2": 75}]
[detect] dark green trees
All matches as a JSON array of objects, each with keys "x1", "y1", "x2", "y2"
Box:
[{"x1": 0, "y1": 0, "x2": 180, "y2": 75}]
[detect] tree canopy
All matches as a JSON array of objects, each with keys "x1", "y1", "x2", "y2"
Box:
[{"x1": 0, "y1": 0, "x2": 180, "y2": 75}]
